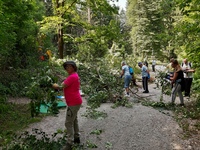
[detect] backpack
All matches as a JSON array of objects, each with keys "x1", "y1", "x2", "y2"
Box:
[
  {"x1": 129, "y1": 66, "x2": 134, "y2": 75},
  {"x1": 147, "y1": 73, "x2": 150, "y2": 79}
]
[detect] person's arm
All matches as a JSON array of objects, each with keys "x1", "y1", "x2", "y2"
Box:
[
  {"x1": 170, "y1": 71, "x2": 178, "y2": 83},
  {"x1": 52, "y1": 82, "x2": 68, "y2": 90},
  {"x1": 120, "y1": 69, "x2": 125, "y2": 77},
  {"x1": 144, "y1": 66, "x2": 149, "y2": 73},
  {"x1": 185, "y1": 69, "x2": 195, "y2": 73}
]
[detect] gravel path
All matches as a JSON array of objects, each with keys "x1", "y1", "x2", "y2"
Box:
[{"x1": 25, "y1": 85, "x2": 195, "y2": 150}]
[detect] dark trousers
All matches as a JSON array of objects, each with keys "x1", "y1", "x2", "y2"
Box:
[
  {"x1": 142, "y1": 77, "x2": 149, "y2": 92},
  {"x1": 152, "y1": 65, "x2": 155, "y2": 72},
  {"x1": 184, "y1": 78, "x2": 193, "y2": 96}
]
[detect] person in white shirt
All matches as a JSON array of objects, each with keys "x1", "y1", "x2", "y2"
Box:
[{"x1": 181, "y1": 58, "x2": 195, "y2": 97}]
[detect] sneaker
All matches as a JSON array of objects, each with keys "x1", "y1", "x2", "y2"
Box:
[
  {"x1": 125, "y1": 94, "x2": 130, "y2": 97},
  {"x1": 179, "y1": 103, "x2": 185, "y2": 107},
  {"x1": 143, "y1": 91, "x2": 149, "y2": 93},
  {"x1": 74, "y1": 137, "x2": 80, "y2": 144}
]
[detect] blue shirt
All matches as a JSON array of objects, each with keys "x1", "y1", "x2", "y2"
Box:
[
  {"x1": 122, "y1": 65, "x2": 130, "y2": 76},
  {"x1": 141, "y1": 65, "x2": 148, "y2": 77}
]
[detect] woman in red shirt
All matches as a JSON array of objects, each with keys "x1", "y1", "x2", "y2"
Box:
[{"x1": 53, "y1": 61, "x2": 82, "y2": 150}]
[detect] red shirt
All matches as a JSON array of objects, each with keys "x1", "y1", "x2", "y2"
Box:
[{"x1": 63, "y1": 73, "x2": 82, "y2": 106}]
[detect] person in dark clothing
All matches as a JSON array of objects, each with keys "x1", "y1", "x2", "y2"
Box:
[
  {"x1": 170, "y1": 60, "x2": 184, "y2": 106},
  {"x1": 152, "y1": 59, "x2": 156, "y2": 72},
  {"x1": 138, "y1": 62, "x2": 149, "y2": 93}
]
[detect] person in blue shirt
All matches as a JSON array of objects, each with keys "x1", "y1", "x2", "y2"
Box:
[
  {"x1": 138, "y1": 62, "x2": 149, "y2": 93},
  {"x1": 120, "y1": 61, "x2": 132, "y2": 97}
]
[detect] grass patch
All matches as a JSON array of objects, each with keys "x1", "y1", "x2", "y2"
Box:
[
  {"x1": 0, "y1": 102, "x2": 44, "y2": 146},
  {"x1": 2, "y1": 129, "x2": 67, "y2": 150}
]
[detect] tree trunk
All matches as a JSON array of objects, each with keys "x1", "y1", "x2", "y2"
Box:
[
  {"x1": 58, "y1": 26, "x2": 64, "y2": 59},
  {"x1": 88, "y1": 7, "x2": 91, "y2": 23},
  {"x1": 56, "y1": 0, "x2": 64, "y2": 59}
]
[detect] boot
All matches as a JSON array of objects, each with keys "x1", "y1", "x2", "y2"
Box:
[{"x1": 74, "y1": 137, "x2": 80, "y2": 144}]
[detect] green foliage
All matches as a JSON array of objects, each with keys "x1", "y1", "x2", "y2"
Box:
[
  {"x1": 192, "y1": 79, "x2": 200, "y2": 94},
  {"x1": 0, "y1": 96, "x2": 8, "y2": 114},
  {"x1": 154, "y1": 71, "x2": 171, "y2": 102},
  {"x1": 142, "y1": 101, "x2": 167, "y2": 108},
  {"x1": 0, "y1": 0, "x2": 45, "y2": 70},
  {"x1": 0, "y1": 0, "x2": 48, "y2": 98},
  {"x1": 174, "y1": 94, "x2": 200, "y2": 120},
  {"x1": 86, "y1": 140, "x2": 98, "y2": 148},
  {"x1": 2, "y1": 129, "x2": 66, "y2": 150},
  {"x1": 127, "y1": 0, "x2": 177, "y2": 60},
  {"x1": 175, "y1": 0, "x2": 200, "y2": 88},
  {"x1": 0, "y1": 69, "x2": 36, "y2": 97},
  {"x1": 26, "y1": 65, "x2": 59, "y2": 117},
  {"x1": 105, "y1": 141, "x2": 113, "y2": 149},
  {"x1": 83, "y1": 106, "x2": 108, "y2": 119},
  {"x1": 111, "y1": 98, "x2": 133, "y2": 108},
  {"x1": 78, "y1": 61, "x2": 124, "y2": 104},
  {"x1": 90, "y1": 129, "x2": 102, "y2": 135},
  {"x1": 87, "y1": 91, "x2": 109, "y2": 108},
  {"x1": 39, "y1": 0, "x2": 122, "y2": 60},
  {"x1": 0, "y1": 103, "x2": 42, "y2": 146}
]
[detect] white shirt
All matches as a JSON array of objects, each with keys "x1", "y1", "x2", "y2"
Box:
[
  {"x1": 182, "y1": 63, "x2": 193, "y2": 78},
  {"x1": 152, "y1": 60, "x2": 156, "y2": 65}
]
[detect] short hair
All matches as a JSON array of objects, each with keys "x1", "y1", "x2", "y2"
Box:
[
  {"x1": 138, "y1": 62, "x2": 142, "y2": 66},
  {"x1": 63, "y1": 61, "x2": 77, "y2": 71},
  {"x1": 172, "y1": 59, "x2": 178, "y2": 65},
  {"x1": 121, "y1": 61, "x2": 126, "y2": 65}
]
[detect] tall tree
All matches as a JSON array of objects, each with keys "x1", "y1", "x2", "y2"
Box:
[
  {"x1": 39, "y1": 0, "x2": 120, "y2": 60},
  {"x1": 126, "y1": 0, "x2": 177, "y2": 60}
]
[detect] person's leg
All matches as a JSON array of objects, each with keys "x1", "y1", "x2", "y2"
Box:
[
  {"x1": 73, "y1": 106, "x2": 81, "y2": 143},
  {"x1": 152, "y1": 65, "x2": 155, "y2": 72},
  {"x1": 187, "y1": 78, "x2": 193, "y2": 96},
  {"x1": 65, "y1": 105, "x2": 81, "y2": 146},
  {"x1": 142, "y1": 77, "x2": 145, "y2": 91},
  {"x1": 184, "y1": 78, "x2": 190, "y2": 96},
  {"x1": 145, "y1": 77, "x2": 149, "y2": 92},
  {"x1": 143, "y1": 77, "x2": 149, "y2": 93},
  {"x1": 171, "y1": 83, "x2": 179, "y2": 104},
  {"x1": 125, "y1": 87, "x2": 129, "y2": 95},
  {"x1": 124, "y1": 75, "x2": 131, "y2": 95},
  {"x1": 177, "y1": 84, "x2": 184, "y2": 105}
]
